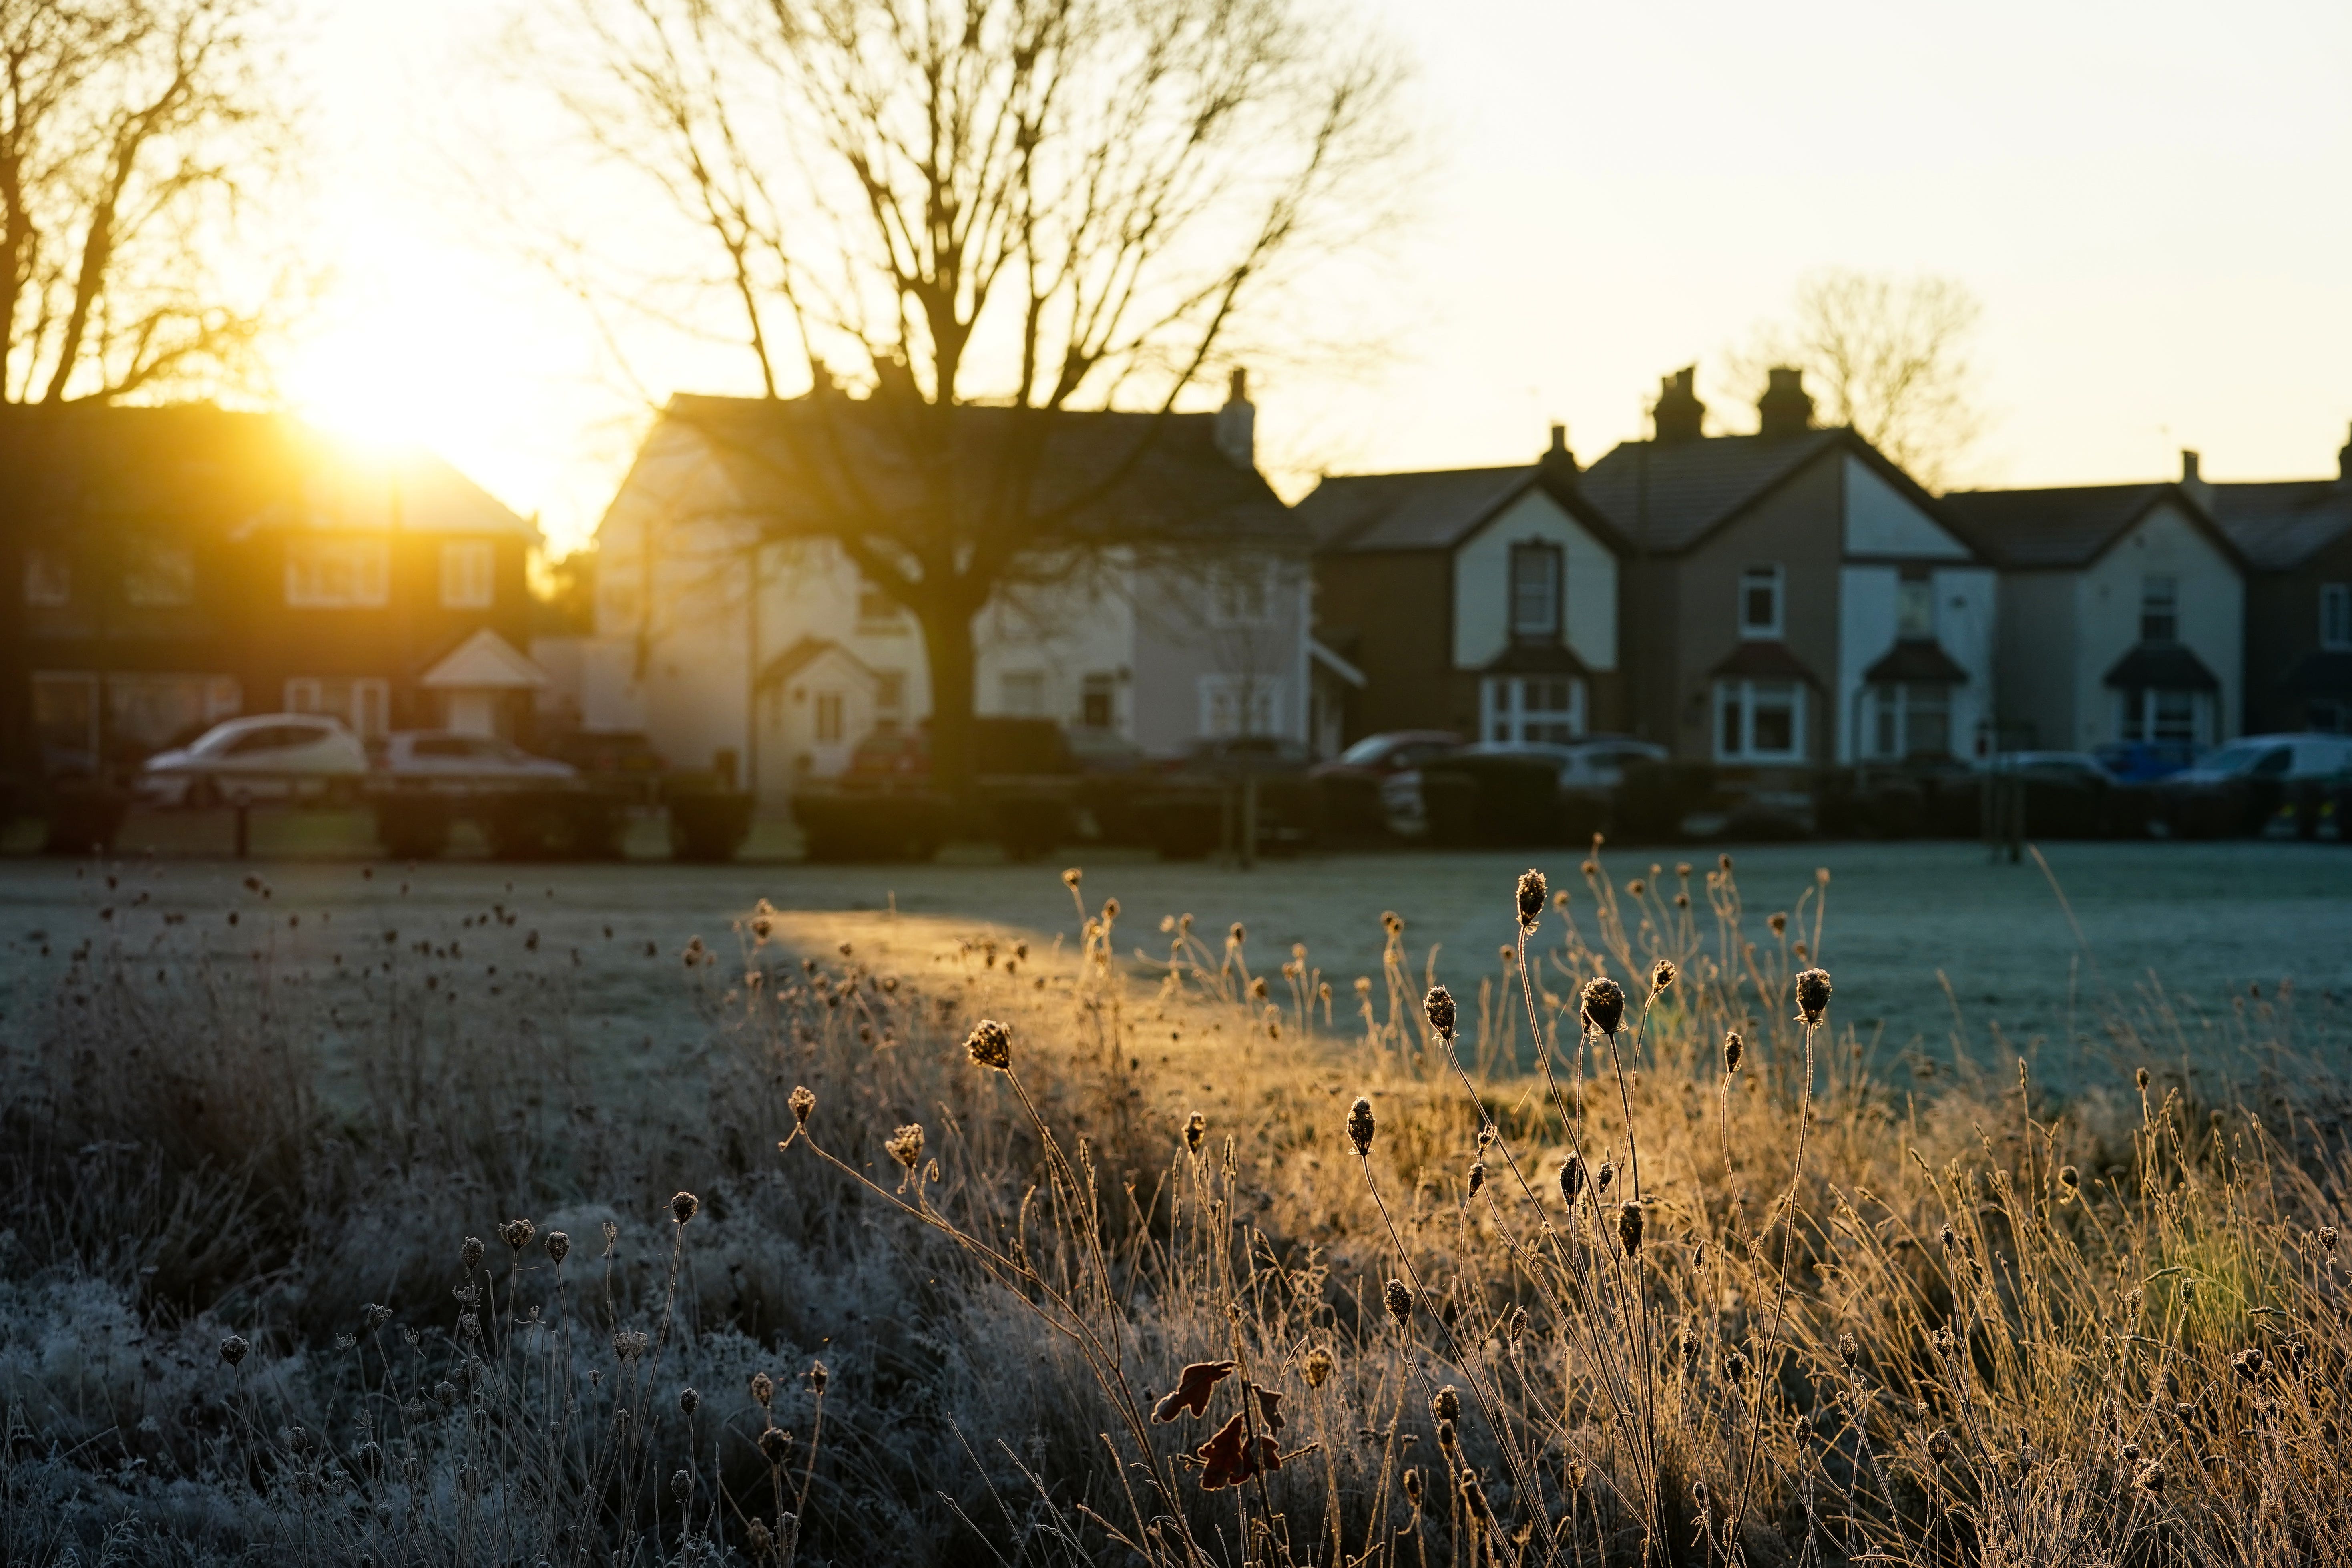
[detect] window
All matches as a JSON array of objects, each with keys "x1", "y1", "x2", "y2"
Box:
[
  {"x1": 1864, "y1": 683, "x2": 1952, "y2": 759},
  {"x1": 813, "y1": 691, "x2": 844, "y2": 743},
  {"x1": 440, "y1": 542, "x2": 494, "y2": 608},
  {"x1": 124, "y1": 542, "x2": 194, "y2": 607},
  {"x1": 1211, "y1": 560, "x2": 1273, "y2": 626},
  {"x1": 1482, "y1": 675, "x2": 1585, "y2": 744},
  {"x1": 2322, "y1": 583, "x2": 2351, "y2": 650},
  {"x1": 1080, "y1": 672, "x2": 1116, "y2": 729},
  {"x1": 999, "y1": 670, "x2": 1046, "y2": 716},
  {"x1": 285, "y1": 538, "x2": 390, "y2": 608},
  {"x1": 1199, "y1": 674, "x2": 1281, "y2": 737},
  {"x1": 1715, "y1": 679, "x2": 1804, "y2": 761},
  {"x1": 1508, "y1": 542, "x2": 1563, "y2": 639},
  {"x1": 875, "y1": 670, "x2": 905, "y2": 713},
  {"x1": 23, "y1": 548, "x2": 70, "y2": 607},
  {"x1": 1739, "y1": 565, "x2": 1784, "y2": 639},
  {"x1": 1896, "y1": 570, "x2": 1935, "y2": 640},
  {"x1": 2140, "y1": 574, "x2": 2179, "y2": 642},
  {"x1": 2118, "y1": 687, "x2": 2205, "y2": 747},
  {"x1": 285, "y1": 677, "x2": 390, "y2": 738}
]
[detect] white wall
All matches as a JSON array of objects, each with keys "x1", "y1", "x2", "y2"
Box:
[
  {"x1": 1833, "y1": 566, "x2": 1998, "y2": 762},
  {"x1": 1450, "y1": 489, "x2": 1617, "y2": 671},
  {"x1": 1843, "y1": 458, "x2": 1974, "y2": 558},
  {"x1": 1993, "y1": 572, "x2": 2077, "y2": 749},
  {"x1": 2069, "y1": 501, "x2": 2244, "y2": 748},
  {"x1": 1129, "y1": 555, "x2": 1312, "y2": 754}
]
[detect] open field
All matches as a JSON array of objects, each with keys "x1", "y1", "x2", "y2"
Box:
[{"x1": 5, "y1": 838, "x2": 2346, "y2": 1100}]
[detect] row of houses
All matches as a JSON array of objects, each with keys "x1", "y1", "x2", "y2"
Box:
[{"x1": 4, "y1": 372, "x2": 2349, "y2": 795}]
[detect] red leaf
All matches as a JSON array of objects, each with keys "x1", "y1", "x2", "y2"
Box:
[{"x1": 1150, "y1": 1360, "x2": 1237, "y2": 1424}]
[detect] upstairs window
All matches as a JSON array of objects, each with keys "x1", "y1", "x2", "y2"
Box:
[
  {"x1": 1508, "y1": 541, "x2": 1562, "y2": 639},
  {"x1": 286, "y1": 538, "x2": 390, "y2": 608},
  {"x1": 1080, "y1": 671, "x2": 1116, "y2": 729},
  {"x1": 1211, "y1": 560, "x2": 1273, "y2": 626},
  {"x1": 23, "y1": 548, "x2": 70, "y2": 607},
  {"x1": 2140, "y1": 574, "x2": 2179, "y2": 642},
  {"x1": 2322, "y1": 583, "x2": 2351, "y2": 650},
  {"x1": 1739, "y1": 565, "x2": 1784, "y2": 639},
  {"x1": 1896, "y1": 569, "x2": 1935, "y2": 640},
  {"x1": 124, "y1": 542, "x2": 194, "y2": 607},
  {"x1": 440, "y1": 542, "x2": 494, "y2": 608}
]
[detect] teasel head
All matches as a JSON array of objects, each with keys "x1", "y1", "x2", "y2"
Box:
[
  {"x1": 965, "y1": 1018, "x2": 1012, "y2": 1071},
  {"x1": 671, "y1": 1190, "x2": 699, "y2": 1225},
  {"x1": 1723, "y1": 1030, "x2": 1744, "y2": 1074},
  {"x1": 1466, "y1": 1159, "x2": 1486, "y2": 1200},
  {"x1": 1794, "y1": 967, "x2": 1833, "y2": 1026},
  {"x1": 1618, "y1": 1200, "x2": 1645, "y2": 1257},
  {"x1": 1559, "y1": 1152, "x2": 1585, "y2": 1205},
  {"x1": 2317, "y1": 1225, "x2": 2338, "y2": 1257},
  {"x1": 1926, "y1": 1427, "x2": 1951, "y2": 1460},
  {"x1": 545, "y1": 1231, "x2": 570, "y2": 1265},
  {"x1": 1458, "y1": 1469, "x2": 1492, "y2": 1526},
  {"x1": 501, "y1": 1218, "x2": 534, "y2": 1253},
  {"x1": 788, "y1": 1084, "x2": 816, "y2": 1126},
  {"x1": 1185, "y1": 1112, "x2": 1206, "y2": 1155},
  {"x1": 1383, "y1": 1278, "x2": 1415, "y2": 1330},
  {"x1": 1435, "y1": 1418, "x2": 1459, "y2": 1458},
  {"x1": 1516, "y1": 869, "x2": 1547, "y2": 929},
  {"x1": 1423, "y1": 984, "x2": 1456, "y2": 1042},
  {"x1": 460, "y1": 1236, "x2": 484, "y2": 1272},
  {"x1": 1596, "y1": 1157, "x2": 1615, "y2": 1196},
  {"x1": 1431, "y1": 1385, "x2": 1460, "y2": 1425},
  {"x1": 678, "y1": 1387, "x2": 700, "y2": 1415},
  {"x1": 1347, "y1": 1096, "x2": 1376, "y2": 1156},
  {"x1": 1402, "y1": 1467, "x2": 1423, "y2": 1509},
  {"x1": 2135, "y1": 1460, "x2": 2165, "y2": 1494},
  {"x1": 1650, "y1": 958, "x2": 1677, "y2": 994},
  {"x1": 750, "y1": 1371, "x2": 774, "y2": 1408},
  {"x1": 1579, "y1": 977, "x2": 1625, "y2": 1036},
  {"x1": 670, "y1": 1469, "x2": 691, "y2": 1503},
  {"x1": 1302, "y1": 1347, "x2": 1334, "y2": 1389},
  {"x1": 219, "y1": 1334, "x2": 249, "y2": 1368}
]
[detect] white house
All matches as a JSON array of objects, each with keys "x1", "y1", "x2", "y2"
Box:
[
  {"x1": 572, "y1": 376, "x2": 1309, "y2": 798},
  {"x1": 1944, "y1": 454, "x2": 2248, "y2": 754}
]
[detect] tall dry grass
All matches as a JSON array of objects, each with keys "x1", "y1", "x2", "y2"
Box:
[{"x1": 2, "y1": 853, "x2": 2346, "y2": 1566}]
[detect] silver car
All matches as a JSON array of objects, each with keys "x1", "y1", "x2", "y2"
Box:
[
  {"x1": 377, "y1": 731, "x2": 577, "y2": 792},
  {"x1": 139, "y1": 714, "x2": 370, "y2": 807}
]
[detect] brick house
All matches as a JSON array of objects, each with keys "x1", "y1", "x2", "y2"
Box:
[{"x1": 2, "y1": 404, "x2": 541, "y2": 781}]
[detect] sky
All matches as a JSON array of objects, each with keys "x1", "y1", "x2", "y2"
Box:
[{"x1": 280, "y1": 0, "x2": 2352, "y2": 556}]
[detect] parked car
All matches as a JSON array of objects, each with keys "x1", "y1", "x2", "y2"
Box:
[
  {"x1": 793, "y1": 719, "x2": 1085, "y2": 862},
  {"x1": 2153, "y1": 733, "x2": 2352, "y2": 839},
  {"x1": 545, "y1": 730, "x2": 667, "y2": 783},
  {"x1": 1381, "y1": 737, "x2": 1667, "y2": 842},
  {"x1": 1310, "y1": 731, "x2": 1460, "y2": 839},
  {"x1": 1976, "y1": 751, "x2": 2152, "y2": 839},
  {"x1": 376, "y1": 731, "x2": 578, "y2": 790},
  {"x1": 2095, "y1": 740, "x2": 2199, "y2": 783},
  {"x1": 137, "y1": 715, "x2": 369, "y2": 807}
]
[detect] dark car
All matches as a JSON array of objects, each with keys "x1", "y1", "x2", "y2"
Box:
[
  {"x1": 1978, "y1": 751, "x2": 2152, "y2": 839},
  {"x1": 1307, "y1": 730, "x2": 1458, "y2": 840},
  {"x1": 2153, "y1": 733, "x2": 2352, "y2": 839},
  {"x1": 795, "y1": 718, "x2": 1081, "y2": 861}
]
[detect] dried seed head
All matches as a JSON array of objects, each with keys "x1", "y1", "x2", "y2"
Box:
[
  {"x1": 1503, "y1": 1305, "x2": 1528, "y2": 1344},
  {"x1": 745, "y1": 1520, "x2": 772, "y2": 1556},
  {"x1": 1229, "y1": 922, "x2": 1245, "y2": 946},
  {"x1": 1101, "y1": 898, "x2": 1119, "y2": 921},
  {"x1": 750, "y1": 1372, "x2": 774, "y2": 1407},
  {"x1": 1248, "y1": 975, "x2": 1268, "y2": 1000},
  {"x1": 219, "y1": 1334, "x2": 249, "y2": 1367},
  {"x1": 1725, "y1": 1350, "x2": 1749, "y2": 1385},
  {"x1": 1794, "y1": 967, "x2": 1833, "y2": 1026},
  {"x1": 1353, "y1": 975, "x2": 1372, "y2": 994},
  {"x1": 1579, "y1": 977, "x2": 1625, "y2": 1036},
  {"x1": 545, "y1": 1231, "x2": 570, "y2": 1265},
  {"x1": 614, "y1": 1330, "x2": 648, "y2": 1361},
  {"x1": 501, "y1": 1218, "x2": 535, "y2": 1253},
  {"x1": 1432, "y1": 1385, "x2": 1460, "y2": 1425},
  {"x1": 1553, "y1": 889, "x2": 1570, "y2": 912},
  {"x1": 1302, "y1": 1347, "x2": 1334, "y2": 1389},
  {"x1": 788, "y1": 1085, "x2": 816, "y2": 1125},
  {"x1": 2231, "y1": 1347, "x2": 2264, "y2": 1381},
  {"x1": 1768, "y1": 912, "x2": 1789, "y2": 937},
  {"x1": 1723, "y1": 1030, "x2": 1744, "y2": 1073},
  {"x1": 1061, "y1": 867, "x2": 1082, "y2": 888},
  {"x1": 885, "y1": 1124, "x2": 925, "y2": 1170},
  {"x1": 460, "y1": 1236, "x2": 484, "y2": 1271},
  {"x1": 1383, "y1": 1278, "x2": 1415, "y2": 1330},
  {"x1": 1381, "y1": 910, "x2": 1402, "y2": 935},
  {"x1": 1185, "y1": 1112, "x2": 1206, "y2": 1155},
  {"x1": 1347, "y1": 1097, "x2": 1376, "y2": 1156},
  {"x1": 671, "y1": 1191, "x2": 699, "y2": 1225},
  {"x1": 2135, "y1": 1460, "x2": 2165, "y2": 1494},
  {"x1": 2120, "y1": 1442, "x2": 2141, "y2": 1463},
  {"x1": 2318, "y1": 1226, "x2": 2339, "y2": 1256},
  {"x1": 1402, "y1": 1467, "x2": 1423, "y2": 1507},
  {"x1": 1458, "y1": 1469, "x2": 1492, "y2": 1524},
  {"x1": 1466, "y1": 1160, "x2": 1486, "y2": 1199},
  {"x1": 1650, "y1": 958, "x2": 1677, "y2": 994},
  {"x1": 1692, "y1": 1479, "x2": 1709, "y2": 1510},
  {"x1": 1596, "y1": 1158, "x2": 1615, "y2": 1195},
  {"x1": 1559, "y1": 1152, "x2": 1585, "y2": 1204},
  {"x1": 679, "y1": 1387, "x2": 700, "y2": 1415},
  {"x1": 1423, "y1": 985, "x2": 1456, "y2": 1041},
  {"x1": 1516, "y1": 869, "x2": 1547, "y2": 928},
  {"x1": 1435, "y1": 1418, "x2": 1458, "y2": 1456},
  {"x1": 1927, "y1": 1427, "x2": 1951, "y2": 1460},
  {"x1": 670, "y1": 1469, "x2": 691, "y2": 1502},
  {"x1": 965, "y1": 1018, "x2": 1012, "y2": 1071},
  {"x1": 1617, "y1": 1200, "x2": 1645, "y2": 1257},
  {"x1": 2135, "y1": 1066, "x2": 2151, "y2": 1090}
]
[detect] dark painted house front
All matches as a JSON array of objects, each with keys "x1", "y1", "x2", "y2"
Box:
[
  {"x1": 2, "y1": 405, "x2": 540, "y2": 781},
  {"x1": 2204, "y1": 428, "x2": 2352, "y2": 735}
]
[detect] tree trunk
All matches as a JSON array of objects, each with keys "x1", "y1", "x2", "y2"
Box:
[{"x1": 917, "y1": 596, "x2": 978, "y2": 809}]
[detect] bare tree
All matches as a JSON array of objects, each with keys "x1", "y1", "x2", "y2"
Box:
[
  {"x1": 0, "y1": 0, "x2": 292, "y2": 405},
  {"x1": 1735, "y1": 268, "x2": 1986, "y2": 489},
  {"x1": 537, "y1": 0, "x2": 1403, "y2": 793}
]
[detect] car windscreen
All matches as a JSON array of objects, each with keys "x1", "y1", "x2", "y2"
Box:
[
  {"x1": 2199, "y1": 743, "x2": 2278, "y2": 777},
  {"x1": 1336, "y1": 736, "x2": 1395, "y2": 766}
]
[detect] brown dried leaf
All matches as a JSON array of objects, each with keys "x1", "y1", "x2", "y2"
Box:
[
  {"x1": 1194, "y1": 1411, "x2": 1283, "y2": 1490},
  {"x1": 1150, "y1": 1360, "x2": 1237, "y2": 1424}
]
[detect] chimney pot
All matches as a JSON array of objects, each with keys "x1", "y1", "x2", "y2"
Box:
[
  {"x1": 2339, "y1": 421, "x2": 2350, "y2": 483},
  {"x1": 1214, "y1": 367, "x2": 1256, "y2": 469},
  {"x1": 1652, "y1": 365, "x2": 1706, "y2": 445},
  {"x1": 1757, "y1": 365, "x2": 1814, "y2": 440},
  {"x1": 1548, "y1": 422, "x2": 1566, "y2": 454},
  {"x1": 1543, "y1": 422, "x2": 1577, "y2": 476},
  {"x1": 2181, "y1": 449, "x2": 2201, "y2": 484}
]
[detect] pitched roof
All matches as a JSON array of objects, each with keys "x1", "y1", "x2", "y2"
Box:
[
  {"x1": 0, "y1": 404, "x2": 534, "y2": 540},
  {"x1": 1863, "y1": 640, "x2": 1972, "y2": 685},
  {"x1": 758, "y1": 635, "x2": 875, "y2": 690},
  {"x1": 1573, "y1": 429, "x2": 1850, "y2": 554},
  {"x1": 1936, "y1": 483, "x2": 2180, "y2": 568},
  {"x1": 655, "y1": 392, "x2": 1301, "y2": 551},
  {"x1": 2103, "y1": 641, "x2": 2220, "y2": 692},
  {"x1": 2205, "y1": 480, "x2": 2352, "y2": 571},
  {"x1": 1298, "y1": 465, "x2": 1531, "y2": 551},
  {"x1": 420, "y1": 628, "x2": 550, "y2": 690},
  {"x1": 1710, "y1": 639, "x2": 1823, "y2": 686}
]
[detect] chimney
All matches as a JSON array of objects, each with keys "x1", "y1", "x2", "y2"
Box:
[
  {"x1": 1652, "y1": 365, "x2": 1705, "y2": 445},
  {"x1": 1757, "y1": 365, "x2": 1814, "y2": 440},
  {"x1": 1542, "y1": 422, "x2": 1578, "y2": 475},
  {"x1": 1214, "y1": 367, "x2": 1255, "y2": 469},
  {"x1": 2339, "y1": 420, "x2": 2350, "y2": 483},
  {"x1": 2179, "y1": 448, "x2": 2213, "y2": 512}
]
